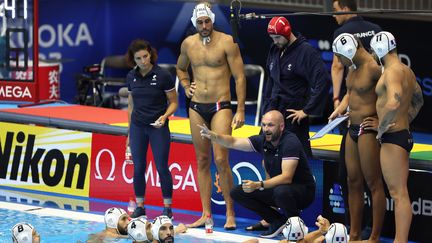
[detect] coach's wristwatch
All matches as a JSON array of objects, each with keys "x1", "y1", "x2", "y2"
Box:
[{"x1": 259, "y1": 181, "x2": 265, "y2": 191}]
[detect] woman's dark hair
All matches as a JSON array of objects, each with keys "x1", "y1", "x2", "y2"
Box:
[{"x1": 126, "y1": 39, "x2": 158, "y2": 66}]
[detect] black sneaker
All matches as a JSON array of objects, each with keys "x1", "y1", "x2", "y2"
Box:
[
  {"x1": 130, "y1": 206, "x2": 146, "y2": 218},
  {"x1": 162, "y1": 207, "x2": 173, "y2": 219},
  {"x1": 260, "y1": 219, "x2": 286, "y2": 238}
]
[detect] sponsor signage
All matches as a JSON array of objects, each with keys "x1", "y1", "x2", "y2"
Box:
[
  {"x1": 323, "y1": 160, "x2": 432, "y2": 242},
  {"x1": 0, "y1": 122, "x2": 92, "y2": 197},
  {"x1": 89, "y1": 133, "x2": 201, "y2": 211},
  {"x1": 0, "y1": 82, "x2": 35, "y2": 101}
]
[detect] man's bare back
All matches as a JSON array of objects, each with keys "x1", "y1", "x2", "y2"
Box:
[
  {"x1": 346, "y1": 60, "x2": 381, "y2": 124},
  {"x1": 181, "y1": 31, "x2": 237, "y2": 103}
]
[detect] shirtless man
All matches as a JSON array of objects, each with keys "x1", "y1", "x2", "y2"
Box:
[
  {"x1": 176, "y1": 2, "x2": 246, "y2": 229},
  {"x1": 366, "y1": 31, "x2": 423, "y2": 243},
  {"x1": 329, "y1": 33, "x2": 386, "y2": 242}
]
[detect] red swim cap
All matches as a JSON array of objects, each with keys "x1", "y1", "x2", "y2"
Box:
[{"x1": 267, "y1": 17, "x2": 292, "y2": 40}]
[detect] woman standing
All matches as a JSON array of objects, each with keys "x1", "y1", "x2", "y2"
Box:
[{"x1": 126, "y1": 39, "x2": 178, "y2": 218}]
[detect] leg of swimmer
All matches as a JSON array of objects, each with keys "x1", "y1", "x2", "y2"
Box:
[
  {"x1": 344, "y1": 134, "x2": 364, "y2": 240},
  {"x1": 129, "y1": 123, "x2": 149, "y2": 217},
  {"x1": 188, "y1": 108, "x2": 213, "y2": 227},
  {"x1": 358, "y1": 134, "x2": 385, "y2": 242},
  {"x1": 380, "y1": 144, "x2": 411, "y2": 243},
  {"x1": 149, "y1": 125, "x2": 173, "y2": 208},
  {"x1": 211, "y1": 109, "x2": 236, "y2": 229}
]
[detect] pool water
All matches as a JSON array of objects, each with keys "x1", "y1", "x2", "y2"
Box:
[
  {"x1": 0, "y1": 208, "x2": 245, "y2": 243},
  {"x1": 0, "y1": 208, "x2": 107, "y2": 243}
]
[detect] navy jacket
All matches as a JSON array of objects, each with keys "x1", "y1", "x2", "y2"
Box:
[{"x1": 263, "y1": 34, "x2": 330, "y2": 117}]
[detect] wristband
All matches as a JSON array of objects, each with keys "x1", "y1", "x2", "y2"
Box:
[{"x1": 333, "y1": 97, "x2": 339, "y2": 102}]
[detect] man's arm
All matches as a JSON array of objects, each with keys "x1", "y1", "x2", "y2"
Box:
[
  {"x1": 377, "y1": 70, "x2": 403, "y2": 137},
  {"x1": 408, "y1": 81, "x2": 424, "y2": 123},
  {"x1": 242, "y1": 158, "x2": 298, "y2": 193},
  {"x1": 176, "y1": 39, "x2": 194, "y2": 98},
  {"x1": 198, "y1": 124, "x2": 254, "y2": 151},
  {"x1": 225, "y1": 35, "x2": 246, "y2": 129},
  {"x1": 331, "y1": 55, "x2": 344, "y2": 108},
  {"x1": 261, "y1": 158, "x2": 297, "y2": 188}
]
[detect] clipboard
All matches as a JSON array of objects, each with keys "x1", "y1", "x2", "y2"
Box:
[{"x1": 309, "y1": 115, "x2": 349, "y2": 140}]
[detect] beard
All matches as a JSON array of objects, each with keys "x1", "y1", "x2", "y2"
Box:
[
  {"x1": 117, "y1": 227, "x2": 128, "y2": 235},
  {"x1": 199, "y1": 29, "x2": 212, "y2": 38},
  {"x1": 161, "y1": 236, "x2": 174, "y2": 243},
  {"x1": 265, "y1": 130, "x2": 281, "y2": 142}
]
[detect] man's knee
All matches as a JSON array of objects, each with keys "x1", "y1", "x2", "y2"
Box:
[
  {"x1": 214, "y1": 157, "x2": 230, "y2": 171},
  {"x1": 347, "y1": 175, "x2": 364, "y2": 189},
  {"x1": 273, "y1": 186, "x2": 294, "y2": 201}
]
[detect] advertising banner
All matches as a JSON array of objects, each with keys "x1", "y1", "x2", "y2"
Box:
[
  {"x1": 89, "y1": 133, "x2": 201, "y2": 212},
  {"x1": 0, "y1": 122, "x2": 92, "y2": 197},
  {"x1": 323, "y1": 160, "x2": 432, "y2": 242}
]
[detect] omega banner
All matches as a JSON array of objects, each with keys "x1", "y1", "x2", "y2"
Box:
[{"x1": 323, "y1": 160, "x2": 432, "y2": 242}]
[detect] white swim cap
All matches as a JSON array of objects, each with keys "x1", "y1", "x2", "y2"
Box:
[
  {"x1": 191, "y1": 3, "x2": 215, "y2": 27},
  {"x1": 282, "y1": 216, "x2": 309, "y2": 241},
  {"x1": 104, "y1": 207, "x2": 127, "y2": 230},
  {"x1": 370, "y1": 31, "x2": 397, "y2": 59},
  {"x1": 325, "y1": 223, "x2": 349, "y2": 243},
  {"x1": 332, "y1": 33, "x2": 358, "y2": 62},
  {"x1": 128, "y1": 218, "x2": 149, "y2": 242},
  {"x1": 12, "y1": 223, "x2": 34, "y2": 243},
  {"x1": 151, "y1": 215, "x2": 173, "y2": 241}
]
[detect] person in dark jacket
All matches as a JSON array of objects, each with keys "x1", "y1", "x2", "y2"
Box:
[{"x1": 263, "y1": 16, "x2": 331, "y2": 158}]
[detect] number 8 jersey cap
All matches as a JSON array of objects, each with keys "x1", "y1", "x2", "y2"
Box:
[
  {"x1": 332, "y1": 33, "x2": 358, "y2": 62},
  {"x1": 128, "y1": 218, "x2": 149, "y2": 241},
  {"x1": 370, "y1": 31, "x2": 397, "y2": 59},
  {"x1": 12, "y1": 223, "x2": 34, "y2": 243}
]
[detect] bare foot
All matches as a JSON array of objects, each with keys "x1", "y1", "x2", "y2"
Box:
[
  {"x1": 186, "y1": 215, "x2": 207, "y2": 228},
  {"x1": 224, "y1": 215, "x2": 236, "y2": 230}
]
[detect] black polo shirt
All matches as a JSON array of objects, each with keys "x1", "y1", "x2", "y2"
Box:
[
  {"x1": 127, "y1": 65, "x2": 175, "y2": 126},
  {"x1": 333, "y1": 16, "x2": 382, "y2": 51},
  {"x1": 248, "y1": 131, "x2": 315, "y2": 187}
]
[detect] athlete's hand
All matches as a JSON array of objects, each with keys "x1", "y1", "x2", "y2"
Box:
[
  {"x1": 197, "y1": 123, "x2": 213, "y2": 140},
  {"x1": 241, "y1": 180, "x2": 258, "y2": 193},
  {"x1": 185, "y1": 82, "x2": 196, "y2": 98},
  {"x1": 232, "y1": 111, "x2": 245, "y2": 129},
  {"x1": 286, "y1": 109, "x2": 308, "y2": 125},
  {"x1": 361, "y1": 117, "x2": 379, "y2": 131},
  {"x1": 315, "y1": 215, "x2": 330, "y2": 235}
]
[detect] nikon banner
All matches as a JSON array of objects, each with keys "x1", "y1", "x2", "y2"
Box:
[{"x1": 0, "y1": 122, "x2": 92, "y2": 197}]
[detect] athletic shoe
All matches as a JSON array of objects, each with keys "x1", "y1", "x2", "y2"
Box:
[
  {"x1": 130, "y1": 206, "x2": 146, "y2": 218},
  {"x1": 162, "y1": 207, "x2": 173, "y2": 219}
]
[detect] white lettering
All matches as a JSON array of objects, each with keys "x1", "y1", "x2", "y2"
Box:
[
  {"x1": 75, "y1": 23, "x2": 93, "y2": 46},
  {"x1": 39, "y1": 24, "x2": 56, "y2": 48},
  {"x1": 169, "y1": 163, "x2": 182, "y2": 190},
  {"x1": 0, "y1": 85, "x2": 32, "y2": 98},
  {"x1": 58, "y1": 23, "x2": 74, "y2": 47},
  {"x1": 94, "y1": 149, "x2": 115, "y2": 181},
  {"x1": 182, "y1": 165, "x2": 198, "y2": 192},
  {"x1": 145, "y1": 162, "x2": 155, "y2": 186}
]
